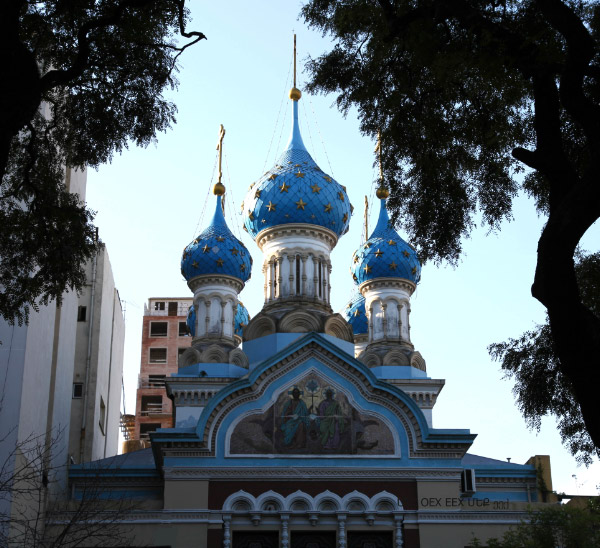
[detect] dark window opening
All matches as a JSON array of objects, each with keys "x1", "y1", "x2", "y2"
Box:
[
  {"x1": 318, "y1": 261, "x2": 322, "y2": 297},
  {"x1": 148, "y1": 375, "x2": 166, "y2": 388},
  {"x1": 77, "y1": 306, "x2": 87, "y2": 322},
  {"x1": 178, "y1": 321, "x2": 189, "y2": 336},
  {"x1": 154, "y1": 301, "x2": 165, "y2": 311},
  {"x1": 139, "y1": 423, "x2": 161, "y2": 440},
  {"x1": 149, "y1": 348, "x2": 167, "y2": 363},
  {"x1": 150, "y1": 322, "x2": 168, "y2": 337},
  {"x1": 72, "y1": 383, "x2": 83, "y2": 398},
  {"x1": 168, "y1": 302, "x2": 178, "y2": 316},
  {"x1": 296, "y1": 256, "x2": 300, "y2": 294},
  {"x1": 178, "y1": 347, "x2": 187, "y2": 358},
  {"x1": 141, "y1": 395, "x2": 163, "y2": 415}
]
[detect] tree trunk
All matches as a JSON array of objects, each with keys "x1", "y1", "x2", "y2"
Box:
[{"x1": 532, "y1": 175, "x2": 600, "y2": 451}]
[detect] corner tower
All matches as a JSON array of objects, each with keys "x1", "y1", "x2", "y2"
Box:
[{"x1": 242, "y1": 37, "x2": 353, "y2": 342}]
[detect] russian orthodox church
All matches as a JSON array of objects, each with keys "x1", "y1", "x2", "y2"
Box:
[{"x1": 67, "y1": 47, "x2": 554, "y2": 548}]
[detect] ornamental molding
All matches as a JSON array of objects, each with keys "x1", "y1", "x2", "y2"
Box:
[
  {"x1": 409, "y1": 510, "x2": 529, "y2": 524},
  {"x1": 162, "y1": 467, "x2": 462, "y2": 480},
  {"x1": 188, "y1": 274, "x2": 244, "y2": 293},
  {"x1": 359, "y1": 278, "x2": 416, "y2": 296},
  {"x1": 256, "y1": 224, "x2": 338, "y2": 251}
]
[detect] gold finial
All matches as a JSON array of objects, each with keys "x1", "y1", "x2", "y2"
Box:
[
  {"x1": 363, "y1": 195, "x2": 369, "y2": 243},
  {"x1": 213, "y1": 124, "x2": 226, "y2": 195},
  {"x1": 374, "y1": 129, "x2": 389, "y2": 199},
  {"x1": 289, "y1": 34, "x2": 302, "y2": 101}
]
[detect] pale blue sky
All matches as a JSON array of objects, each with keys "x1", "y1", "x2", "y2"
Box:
[{"x1": 86, "y1": 0, "x2": 599, "y2": 495}]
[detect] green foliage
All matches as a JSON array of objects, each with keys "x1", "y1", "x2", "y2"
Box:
[
  {"x1": 482, "y1": 502, "x2": 600, "y2": 548},
  {"x1": 0, "y1": 0, "x2": 204, "y2": 325},
  {"x1": 489, "y1": 252, "x2": 600, "y2": 464}
]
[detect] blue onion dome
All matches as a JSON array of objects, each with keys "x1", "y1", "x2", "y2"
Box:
[
  {"x1": 241, "y1": 93, "x2": 352, "y2": 239},
  {"x1": 186, "y1": 304, "x2": 197, "y2": 337},
  {"x1": 341, "y1": 293, "x2": 368, "y2": 337},
  {"x1": 234, "y1": 301, "x2": 250, "y2": 338},
  {"x1": 181, "y1": 193, "x2": 252, "y2": 283},
  {"x1": 351, "y1": 190, "x2": 421, "y2": 286}
]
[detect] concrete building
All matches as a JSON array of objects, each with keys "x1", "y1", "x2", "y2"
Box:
[
  {"x1": 66, "y1": 70, "x2": 558, "y2": 548},
  {"x1": 132, "y1": 297, "x2": 193, "y2": 447},
  {"x1": 0, "y1": 168, "x2": 125, "y2": 541}
]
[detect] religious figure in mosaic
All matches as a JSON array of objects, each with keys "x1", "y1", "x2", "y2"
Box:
[
  {"x1": 317, "y1": 387, "x2": 346, "y2": 449},
  {"x1": 280, "y1": 387, "x2": 309, "y2": 448}
]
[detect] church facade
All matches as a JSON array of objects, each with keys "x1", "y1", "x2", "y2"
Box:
[{"x1": 65, "y1": 72, "x2": 553, "y2": 548}]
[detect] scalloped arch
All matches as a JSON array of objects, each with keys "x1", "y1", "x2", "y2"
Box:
[
  {"x1": 323, "y1": 314, "x2": 354, "y2": 342},
  {"x1": 244, "y1": 314, "x2": 277, "y2": 341},
  {"x1": 278, "y1": 310, "x2": 322, "y2": 333}
]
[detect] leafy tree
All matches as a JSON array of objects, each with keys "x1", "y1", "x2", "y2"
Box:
[
  {"x1": 301, "y1": 0, "x2": 600, "y2": 451},
  {"x1": 490, "y1": 252, "x2": 600, "y2": 464},
  {"x1": 0, "y1": 0, "x2": 205, "y2": 325},
  {"x1": 473, "y1": 500, "x2": 600, "y2": 548}
]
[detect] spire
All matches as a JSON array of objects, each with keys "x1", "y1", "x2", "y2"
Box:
[
  {"x1": 285, "y1": 34, "x2": 307, "y2": 152},
  {"x1": 374, "y1": 129, "x2": 389, "y2": 201},
  {"x1": 214, "y1": 124, "x2": 226, "y2": 196}
]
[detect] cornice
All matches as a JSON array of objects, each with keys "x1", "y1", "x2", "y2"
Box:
[
  {"x1": 188, "y1": 274, "x2": 244, "y2": 293},
  {"x1": 256, "y1": 224, "x2": 338, "y2": 251},
  {"x1": 359, "y1": 278, "x2": 416, "y2": 296}
]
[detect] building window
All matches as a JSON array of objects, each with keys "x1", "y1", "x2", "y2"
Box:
[
  {"x1": 72, "y1": 383, "x2": 83, "y2": 398},
  {"x1": 168, "y1": 301, "x2": 178, "y2": 316},
  {"x1": 99, "y1": 396, "x2": 106, "y2": 435},
  {"x1": 139, "y1": 423, "x2": 161, "y2": 441},
  {"x1": 141, "y1": 395, "x2": 163, "y2": 416},
  {"x1": 178, "y1": 321, "x2": 189, "y2": 336},
  {"x1": 77, "y1": 306, "x2": 87, "y2": 322},
  {"x1": 149, "y1": 348, "x2": 167, "y2": 363},
  {"x1": 154, "y1": 301, "x2": 165, "y2": 311},
  {"x1": 150, "y1": 321, "x2": 168, "y2": 337},
  {"x1": 147, "y1": 374, "x2": 166, "y2": 388}
]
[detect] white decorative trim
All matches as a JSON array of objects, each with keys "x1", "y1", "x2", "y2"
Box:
[
  {"x1": 256, "y1": 224, "x2": 338, "y2": 251},
  {"x1": 188, "y1": 274, "x2": 244, "y2": 293}
]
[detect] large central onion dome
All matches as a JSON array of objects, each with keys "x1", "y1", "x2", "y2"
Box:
[
  {"x1": 241, "y1": 97, "x2": 352, "y2": 239},
  {"x1": 181, "y1": 194, "x2": 252, "y2": 284},
  {"x1": 351, "y1": 191, "x2": 421, "y2": 286}
]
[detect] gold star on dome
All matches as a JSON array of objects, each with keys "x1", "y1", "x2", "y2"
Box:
[
  {"x1": 249, "y1": 183, "x2": 255, "y2": 190},
  {"x1": 280, "y1": 182, "x2": 290, "y2": 192},
  {"x1": 248, "y1": 211, "x2": 254, "y2": 221},
  {"x1": 268, "y1": 173, "x2": 277, "y2": 180},
  {"x1": 338, "y1": 192, "x2": 345, "y2": 202},
  {"x1": 324, "y1": 203, "x2": 332, "y2": 213},
  {"x1": 285, "y1": 214, "x2": 290, "y2": 218},
  {"x1": 341, "y1": 185, "x2": 347, "y2": 192},
  {"x1": 374, "y1": 249, "x2": 384, "y2": 258},
  {"x1": 255, "y1": 189, "x2": 261, "y2": 199},
  {"x1": 388, "y1": 239, "x2": 396, "y2": 246},
  {"x1": 267, "y1": 201, "x2": 276, "y2": 212},
  {"x1": 354, "y1": 309, "x2": 361, "y2": 317},
  {"x1": 202, "y1": 244, "x2": 210, "y2": 253},
  {"x1": 311, "y1": 214, "x2": 316, "y2": 219},
  {"x1": 350, "y1": 204, "x2": 355, "y2": 214},
  {"x1": 346, "y1": 302, "x2": 352, "y2": 309},
  {"x1": 240, "y1": 264, "x2": 246, "y2": 272},
  {"x1": 352, "y1": 273, "x2": 358, "y2": 282},
  {"x1": 412, "y1": 266, "x2": 418, "y2": 275},
  {"x1": 243, "y1": 225, "x2": 248, "y2": 232},
  {"x1": 294, "y1": 164, "x2": 301, "y2": 167},
  {"x1": 342, "y1": 213, "x2": 348, "y2": 223},
  {"x1": 216, "y1": 258, "x2": 224, "y2": 267},
  {"x1": 295, "y1": 171, "x2": 305, "y2": 178},
  {"x1": 216, "y1": 236, "x2": 225, "y2": 242},
  {"x1": 193, "y1": 238, "x2": 199, "y2": 244},
  {"x1": 363, "y1": 265, "x2": 371, "y2": 273},
  {"x1": 402, "y1": 250, "x2": 410, "y2": 258},
  {"x1": 261, "y1": 219, "x2": 267, "y2": 223},
  {"x1": 192, "y1": 261, "x2": 199, "y2": 269},
  {"x1": 364, "y1": 242, "x2": 372, "y2": 248},
  {"x1": 353, "y1": 255, "x2": 359, "y2": 263},
  {"x1": 311, "y1": 183, "x2": 321, "y2": 194},
  {"x1": 240, "y1": 202, "x2": 244, "y2": 212},
  {"x1": 231, "y1": 248, "x2": 238, "y2": 256},
  {"x1": 239, "y1": 322, "x2": 246, "y2": 328},
  {"x1": 389, "y1": 261, "x2": 398, "y2": 270},
  {"x1": 323, "y1": 176, "x2": 332, "y2": 182},
  {"x1": 296, "y1": 198, "x2": 307, "y2": 210}
]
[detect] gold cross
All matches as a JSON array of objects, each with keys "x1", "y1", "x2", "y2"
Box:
[{"x1": 216, "y1": 124, "x2": 226, "y2": 186}]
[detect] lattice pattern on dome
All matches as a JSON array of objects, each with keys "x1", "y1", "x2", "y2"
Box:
[
  {"x1": 341, "y1": 293, "x2": 368, "y2": 336},
  {"x1": 351, "y1": 199, "x2": 421, "y2": 286},
  {"x1": 181, "y1": 195, "x2": 252, "y2": 283}
]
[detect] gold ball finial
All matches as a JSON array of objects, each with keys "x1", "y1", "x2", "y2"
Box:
[
  {"x1": 289, "y1": 87, "x2": 302, "y2": 101},
  {"x1": 376, "y1": 187, "x2": 389, "y2": 199},
  {"x1": 213, "y1": 182, "x2": 226, "y2": 196}
]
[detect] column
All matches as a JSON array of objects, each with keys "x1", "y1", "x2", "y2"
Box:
[
  {"x1": 204, "y1": 299, "x2": 210, "y2": 335},
  {"x1": 281, "y1": 514, "x2": 290, "y2": 548},
  {"x1": 312, "y1": 254, "x2": 318, "y2": 299},
  {"x1": 288, "y1": 254, "x2": 296, "y2": 296},
  {"x1": 367, "y1": 303, "x2": 373, "y2": 342},
  {"x1": 220, "y1": 300, "x2": 226, "y2": 337},
  {"x1": 327, "y1": 261, "x2": 332, "y2": 304},
  {"x1": 301, "y1": 254, "x2": 308, "y2": 296},
  {"x1": 223, "y1": 515, "x2": 231, "y2": 548},
  {"x1": 397, "y1": 303, "x2": 403, "y2": 341},
  {"x1": 337, "y1": 514, "x2": 347, "y2": 548},
  {"x1": 381, "y1": 302, "x2": 388, "y2": 340},
  {"x1": 277, "y1": 255, "x2": 283, "y2": 298},
  {"x1": 394, "y1": 516, "x2": 404, "y2": 548}
]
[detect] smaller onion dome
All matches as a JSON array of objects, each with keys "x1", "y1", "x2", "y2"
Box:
[
  {"x1": 341, "y1": 293, "x2": 367, "y2": 337},
  {"x1": 181, "y1": 195, "x2": 252, "y2": 283},
  {"x1": 234, "y1": 301, "x2": 250, "y2": 338},
  {"x1": 351, "y1": 196, "x2": 421, "y2": 286},
  {"x1": 186, "y1": 305, "x2": 197, "y2": 337}
]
